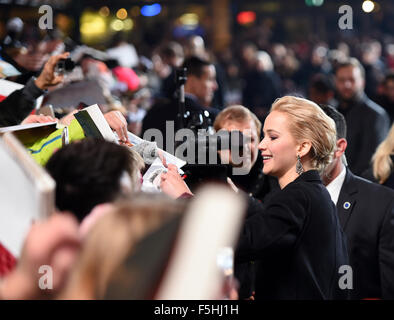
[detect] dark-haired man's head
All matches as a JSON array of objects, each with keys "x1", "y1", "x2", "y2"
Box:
[
  {"x1": 334, "y1": 57, "x2": 365, "y2": 101},
  {"x1": 45, "y1": 138, "x2": 143, "y2": 222},
  {"x1": 319, "y1": 104, "x2": 348, "y2": 185},
  {"x1": 183, "y1": 56, "x2": 218, "y2": 107},
  {"x1": 159, "y1": 41, "x2": 184, "y2": 67},
  {"x1": 383, "y1": 72, "x2": 394, "y2": 103},
  {"x1": 319, "y1": 104, "x2": 347, "y2": 140},
  {"x1": 309, "y1": 73, "x2": 335, "y2": 105}
]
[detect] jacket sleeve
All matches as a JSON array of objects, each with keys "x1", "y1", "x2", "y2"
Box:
[
  {"x1": 379, "y1": 199, "x2": 394, "y2": 299},
  {"x1": 27, "y1": 119, "x2": 85, "y2": 166},
  {"x1": 0, "y1": 78, "x2": 44, "y2": 127},
  {"x1": 235, "y1": 186, "x2": 308, "y2": 263}
]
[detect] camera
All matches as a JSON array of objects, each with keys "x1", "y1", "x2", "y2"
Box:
[{"x1": 55, "y1": 58, "x2": 75, "y2": 74}]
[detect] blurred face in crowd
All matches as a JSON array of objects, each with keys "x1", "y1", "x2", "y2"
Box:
[
  {"x1": 309, "y1": 87, "x2": 334, "y2": 105},
  {"x1": 335, "y1": 65, "x2": 365, "y2": 100},
  {"x1": 259, "y1": 111, "x2": 300, "y2": 184},
  {"x1": 187, "y1": 65, "x2": 218, "y2": 107},
  {"x1": 218, "y1": 118, "x2": 259, "y2": 172},
  {"x1": 385, "y1": 79, "x2": 394, "y2": 102}
]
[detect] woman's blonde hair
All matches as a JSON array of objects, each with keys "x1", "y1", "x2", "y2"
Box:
[
  {"x1": 270, "y1": 96, "x2": 337, "y2": 173},
  {"x1": 372, "y1": 123, "x2": 394, "y2": 184},
  {"x1": 61, "y1": 194, "x2": 185, "y2": 299}
]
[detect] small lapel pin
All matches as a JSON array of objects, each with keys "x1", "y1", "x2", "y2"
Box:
[{"x1": 343, "y1": 202, "x2": 351, "y2": 210}]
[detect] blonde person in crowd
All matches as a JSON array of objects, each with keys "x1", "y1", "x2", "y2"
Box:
[
  {"x1": 160, "y1": 96, "x2": 349, "y2": 299},
  {"x1": 234, "y1": 96, "x2": 348, "y2": 299},
  {"x1": 371, "y1": 123, "x2": 394, "y2": 189}
]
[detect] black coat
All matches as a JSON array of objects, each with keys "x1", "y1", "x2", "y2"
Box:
[
  {"x1": 0, "y1": 78, "x2": 44, "y2": 127},
  {"x1": 336, "y1": 169, "x2": 394, "y2": 299},
  {"x1": 334, "y1": 94, "x2": 390, "y2": 176},
  {"x1": 235, "y1": 170, "x2": 348, "y2": 299}
]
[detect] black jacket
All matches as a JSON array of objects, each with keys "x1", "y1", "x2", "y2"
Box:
[
  {"x1": 336, "y1": 169, "x2": 394, "y2": 299},
  {"x1": 0, "y1": 78, "x2": 44, "y2": 127},
  {"x1": 236, "y1": 170, "x2": 348, "y2": 299},
  {"x1": 334, "y1": 94, "x2": 390, "y2": 176}
]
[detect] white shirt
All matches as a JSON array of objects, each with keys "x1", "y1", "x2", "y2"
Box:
[{"x1": 326, "y1": 166, "x2": 347, "y2": 205}]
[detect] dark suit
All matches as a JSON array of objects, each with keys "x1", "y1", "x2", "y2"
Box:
[
  {"x1": 235, "y1": 170, "x2": 348, "y2": 299},
  {"x1": 334, "y1": 94, "x2": 390, "y2": 175},
  {"x1": 336, "y1": 168, "x2": 394, "y2": 299}
]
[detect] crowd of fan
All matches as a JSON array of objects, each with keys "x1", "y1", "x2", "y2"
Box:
[{"x1": 0, "y1": 19, "x2": 394, "y2": 300}]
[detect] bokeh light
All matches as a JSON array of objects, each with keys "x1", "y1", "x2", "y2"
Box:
[{"x1": 362, "y1": 0, "x2": 375, "y2": 13}]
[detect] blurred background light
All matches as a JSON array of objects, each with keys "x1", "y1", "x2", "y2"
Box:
[
  {"x1": 141, "y1": 3, "x2": 162, "y2": 17},
  {"x1": 98, "y1": 6, "x2": 110, "y2": 17},
  {"x1": 237, "y1": 11, "x2": 256, "y2": 25},
  {"x1": 130, "y1": 6, "x2": 140, "y2": 17},
  {"x1": 80, "y1": 12, "x2": 106, "y2": 36},
  {"x1": 116, "y1": 8, "x2": 128, "y2": 20},
  {"x1": 123, "y1": 18, "x2": 134, "y2": 31},
  {"x1": 362, "y1": 0, "x2": 375, "y2": 13},
  {"x1": 110, "y1": 19, "x2": 124, "y2": 31},
  {"x1": 179, "y1": 13, "x2": 199, "y2": 28},
  {"x1": 312, "y1": 0, "x2": 324, "y2": 6},
  {"x1": 305, "y1": 0, "x2": 324, "y2": 6}
]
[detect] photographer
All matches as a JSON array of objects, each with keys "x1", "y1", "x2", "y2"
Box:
[
  {"x1": 0, "y1": 52, "x2": 70, "y2": 127},
  {"x1": 142, "y1": 56, "x2": 220, "y2": 150}
]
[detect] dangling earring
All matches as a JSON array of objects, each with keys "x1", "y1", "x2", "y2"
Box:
[{"x1": 296, "y1": 155, "x2": 304, "y2": 175}]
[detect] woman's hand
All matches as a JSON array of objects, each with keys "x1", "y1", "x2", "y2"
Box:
[{"x1": 21, "y1": 114, "x2": 58, "y2": 125}]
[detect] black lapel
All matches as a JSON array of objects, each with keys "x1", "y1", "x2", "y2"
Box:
[{"x1": 337, "y1": 168, "x2": 358, "y2": 230}]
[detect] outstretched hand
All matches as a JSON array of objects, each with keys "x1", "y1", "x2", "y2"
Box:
[
  {"x1": 160, "y1": 164, "x2": 193, "y2": 199},
  {"x1": 104, "y1": 110, "x2": 130, "y2": 143},
  {"x1": 21, "y1": 114, "x2": 58, "y2": 125},
  {"x1": 0, "y1": 213, "x2": 80, "y2": 299}
]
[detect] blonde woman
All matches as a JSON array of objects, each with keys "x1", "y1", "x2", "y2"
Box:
[
  {"x1": 235, "y1": 96, "x2": 348, "y2": 300},
  {"x1": 372, "y1": 123, "x2": 394, "y2": 189}
]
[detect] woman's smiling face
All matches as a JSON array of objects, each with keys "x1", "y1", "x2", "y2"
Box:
[{"x1": 259, "y1": 111, "x2": 300, "y2": 180}]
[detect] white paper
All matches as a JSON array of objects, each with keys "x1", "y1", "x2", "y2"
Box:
[
  {"x1": 127, "y1": 131, "x2": 187, "y2": 169},
  {"x1": 141, "y1": 158, "x2": 167, "y2": 193}
]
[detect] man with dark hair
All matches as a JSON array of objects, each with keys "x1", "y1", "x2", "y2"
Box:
[
  {"x1": 142, "y1": 56, "x2": 220, "y2": 150},
  {"x1": 321, "y1": 104, "x2": 394, "y2": 300},
  {"x1": 308, "y1": 73, "x2": 335, "y2": 106},
  {"x1": 159, "y1": 41, "x2": 184, "y2": 99},
  {"x1": 333, "y1": 57, "x2": 390, "y2": 175},
  {"x1": 376, "y1": 72, "x2": 394, "y2": 123},
  {"x1": 45, "y1": 138, "x2": 143, "y2": 222}
]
